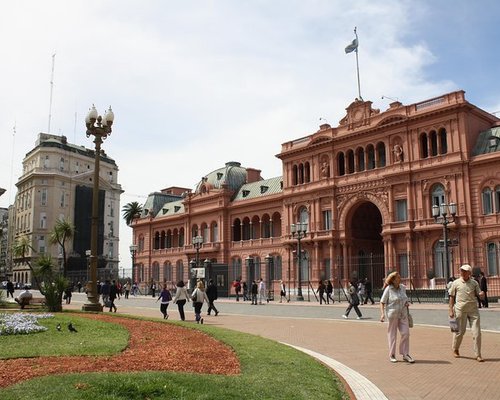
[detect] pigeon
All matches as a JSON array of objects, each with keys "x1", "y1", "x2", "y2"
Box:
[
  {"x1": 56, "y1": 323, "x2": 61, "y2": 331},
  {"x1": 68, "y1": 323, "x2": 78, "y2": 333}
]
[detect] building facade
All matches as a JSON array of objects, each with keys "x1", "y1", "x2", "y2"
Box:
[
  {"x1": 132, "y1": 91, "x2": 500, "y2": 296},
  {"x1": 12, "y1": 133, "x2": 123, "y2": 286}
]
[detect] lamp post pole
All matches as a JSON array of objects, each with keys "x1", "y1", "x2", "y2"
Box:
[
  {"x1": 432, "y1": 202, "x2": 457, "y2": 283},
  {"x1": 191, "y1": 235, "x2": 203, "y2": 291},
  {"x1": 291, "y1": 222, "x2": 307, "y2": 301},
  {"x1": 82, "y1": 105, "x2": 114, "y2": 312},
  {"x1": 129, "y1": 244, "x2": 137, "y2": 284}
]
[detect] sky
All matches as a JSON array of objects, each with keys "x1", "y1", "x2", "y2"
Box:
[{"x1": 1, "y1": 0, "x2": 500, "y2": 271}]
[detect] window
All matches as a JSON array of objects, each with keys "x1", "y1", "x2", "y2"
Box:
[
  {"x1": 430, "y1": 131, "x2": 438, "y2": 156},
  {"x1": 322, "y1": 210, "x2": 332, "y2": 230},
  {"x1": 138, "y1": 236, "x2": 145, "y2": 252},
  {"x1": 356, "y1": 148, "x2": 365, "y2": 171},
  {"x1": 176, "y1": 261, "x2": 184, "y2": 282},
  {"x1": 439, "y1": 128, "x2": 448, "y2": 154},
  {"x1": 152, "y1": 262, "x2": 160, "y2": 281},
  {"x1": 431, "y1": 184, "x2": 445, "y2": 210},
  {"x1": 324, "y1": 258, "x2": 331, "y2": 279},
  {"x1": 367, "y1": 145, "x2": 375, "y2": 169},
  {"x1": 399, "y1": 253, "x2": 408, "y2": 278},
  {"x1": 482, "y1": 188, "x2": 493, "y2": 215},
  {"x1": 487, "y1": 242, "x2": 498, "y2": 276},
  {"x1": 232, "y1": 257, "x2": 242, "y2": 282},
  {"x1": 60, "y1": 191, "x2": 65, "y2": 207},
  {"x1": 110, "y1": 202, "x2": 115, "y2": 217},
  {"x1": 395, "y1": 199, "x2": 407, "y2": 222},
  {"x1": 420, "y1": 133, "x2": 428, "y2": 158},
  {"x1": 40, "y1": 212, "x2": 47, "y2": 229},
  {"x1": 337, "y1": 152, "x2": 345, "y2": 176},
  {"x1": 163, "y1": 262, "x2": 172, "y2": 282},
  {"x1": 376, "y1": 142, "x2": 386, "y2": 167},
  {"x1": 433, "y1": 241, "x2": 446, "y2": 278},
  {"x1": 108, "y1": 242, "x2": 114, "y2": 258},
  {"x1": 38, "y1": 236, "x2": 46, "y2": 254},
  {"x1": 43, "y1": 156, "x2": 50, "y2": 169},
  {"x1": 299, "y1": 207, "x2": 309, "y2": 226},
  {"x1": 60, "y1": 157, "x2": 65, "y2": 171},
  {"x1": 203, "y1": 225, "x2": 210, "y2": 242},
  {"x1": 41, "y1": 188, "x2": 48, "y2": 206},
  {"x1": 495, "y1": 186, "x2": 500, "y2": 213},
  {"x1": 211, "y1": 223, "x2": 218, "y2": 242}
]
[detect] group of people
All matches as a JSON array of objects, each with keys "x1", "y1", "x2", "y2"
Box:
[
  {"x1": 233, "y1": 278, "x2": 269, "y2": 304},
  {"x1": 378, "y1": 264, "x2": 485, "y2": 364},
  {"x1": 317, "y1": 280, "x2": 334, "y2": 304}
]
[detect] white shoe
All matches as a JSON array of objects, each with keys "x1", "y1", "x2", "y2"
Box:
[
  {"x1": 403, "y1": 354, "x2": 415, "y2": 363},
  {"x1": 356, "y1": 316, "x2": 362, "y2": 320},
  {"x1": 390, "y1": 355, "x2": 397, "y2": 363},
  {"x1": 342, "y1": 315, "x2": 348, "y2": 319}
]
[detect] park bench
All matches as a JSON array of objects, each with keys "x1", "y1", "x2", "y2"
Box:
[{"x1": 16, "y1": 297, "x2": 46, "y2": 309}]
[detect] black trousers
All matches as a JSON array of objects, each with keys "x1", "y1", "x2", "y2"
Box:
[
  {"x1": 207, "y1": 300, "x2": 218, "y2": 314},
  {"x1": 176, "y1": 299, "x2": 186, "y2": 320}
]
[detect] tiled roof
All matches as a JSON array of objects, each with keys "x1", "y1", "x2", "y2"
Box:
[
  {"x1": 195, "y1": 161, "x2": 249, "y2": 193},
  {"x1": 142, "y1": 192, "x2": 183, "y2": 217},
  {"x1": 472, "y1": 126, "x2": 500, "y2": 156},
  {"x1": 232, "y1": 176, "x2": 283, "y2": 201},
  {"x1": 156, "y1": 199, "x2": 185, "y2": 217}
]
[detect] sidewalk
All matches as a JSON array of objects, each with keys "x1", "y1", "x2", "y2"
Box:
[{"x1": 65, "y1": 296, "x2": 500, "y2": 399}]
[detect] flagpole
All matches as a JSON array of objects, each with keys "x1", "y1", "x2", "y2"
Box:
[{"x1": 354, "y1": 27, "x2": 362, "y2": 101}]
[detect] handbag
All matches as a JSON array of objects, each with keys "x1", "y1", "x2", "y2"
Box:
[
  {"x1": 407, "y1": 308, "x2": 414, "y2": 328},
  {"x1": 190, "y1": 289, "x2": 198, "y2": 302}
]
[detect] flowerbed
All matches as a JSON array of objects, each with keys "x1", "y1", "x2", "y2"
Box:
[
  {"x1": 0, "y1": 313, "x2": 240, "y2": 388},
  {"x1": 0, "y1": 313, "x2": 54, "y2": 335}
]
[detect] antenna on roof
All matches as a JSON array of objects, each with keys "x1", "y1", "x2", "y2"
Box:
[{"x1": 48, "y1": 53, "x2": 56, "y2": 133}]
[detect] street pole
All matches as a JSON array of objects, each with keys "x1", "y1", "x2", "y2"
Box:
[
  {"x1": 432, "y1": 202, "x2": 456, "y2": 283},
  {"x1": 82, "y1": 105, "x2": 114, "y2": 312}
]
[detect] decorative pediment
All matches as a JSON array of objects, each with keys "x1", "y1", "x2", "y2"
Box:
[
  {"x1": 339, "y1": 98, "x2": 380, "y2": 130},
  {"x1": 377, "y1": 115, "x2": 406, "y2": 127}
]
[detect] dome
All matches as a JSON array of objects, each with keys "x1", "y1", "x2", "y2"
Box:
[{"x1": 195, "y1": 161, "x2": 252, "y2": 194}]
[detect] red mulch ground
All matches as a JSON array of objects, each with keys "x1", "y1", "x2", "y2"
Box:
[{"x1": 0, "y1": 313, "x2": 240, "y2": 388}]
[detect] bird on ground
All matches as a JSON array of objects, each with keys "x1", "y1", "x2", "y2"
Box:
[
  {"x1": 56, "y1": 323, "x2": 61, "y2": 331},
  {"x1": 68, "y1": 323, "x2": 78, "y2": 333}
]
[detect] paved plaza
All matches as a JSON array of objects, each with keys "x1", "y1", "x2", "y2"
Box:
[{"x1": 18, "y1": 292, "x2": 500, "y2": 399}]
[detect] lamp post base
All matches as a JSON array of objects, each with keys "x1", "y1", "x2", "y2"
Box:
[
  {"x1": 295, "y1": 294, "x2": 304, "y2": 301},
  {"x1": 81, "y1": 302, "x2": 103, "y2": 312}
]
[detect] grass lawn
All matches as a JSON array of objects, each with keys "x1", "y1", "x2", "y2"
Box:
[{"x1": 0, "y1": 313, "x2": 349, "y2": 400}]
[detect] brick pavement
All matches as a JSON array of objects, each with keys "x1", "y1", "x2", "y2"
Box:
[{"x1": 63, "y1": 297, "x2": 500, "y2": 400}]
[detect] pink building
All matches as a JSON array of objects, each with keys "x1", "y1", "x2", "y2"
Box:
[{"x1": 132, "y1": 90, "x2": 500, "y2": 297}]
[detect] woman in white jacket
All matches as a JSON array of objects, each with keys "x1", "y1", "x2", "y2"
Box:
[
  {"x1": 191, "y1": 280, "x2": 209, "y2": 324},
  {"x1": 173, "y1": 280, "x2": 190, "y2": 321}
]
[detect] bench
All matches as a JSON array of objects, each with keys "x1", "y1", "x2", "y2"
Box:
[{"x1": 16, "y1": 297, "x2": 46, "y2": 309}]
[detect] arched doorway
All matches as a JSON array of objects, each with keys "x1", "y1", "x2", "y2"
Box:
[{"x1": 346, "y1": 201, "x2": 385, "y2": 288}]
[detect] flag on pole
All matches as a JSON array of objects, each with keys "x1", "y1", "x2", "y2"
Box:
[{"x1": 345, "y1": 38, "x2": 358, "y2": 54}]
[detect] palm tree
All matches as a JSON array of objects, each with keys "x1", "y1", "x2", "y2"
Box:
[
  {"x1": 122, "y1": 201, "x2": 143, "y2": 226},
  {"x1": 36, "y1": 254, "x2": 67, "y2": 312},
  {"x1": 49, "y1": 218, "x2": 75, "y2": 277},
  {"x1": 12, "y1": 235, "x2": 41, "y2": 289}
]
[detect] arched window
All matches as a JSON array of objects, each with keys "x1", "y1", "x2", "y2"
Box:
[
  {"x1": 211, "y1": 222, "x2": 218, "y2": 242},
  {"x1": 304, "y1": 162, "x2": 311, "y2": 183},
  {"x1": 298, "y1": 163, "x2": 304, "y2": 184},
  {"x1": 420, "y1": 132, "x2": 429, "y2": 158},
  {"x1": 366, "y1": 145, "x2": 375, "y2": 170},
  {"x1": 299, "y1": 206, "x2": 309, "y2": 226},
  {"x1": 163, "y1": 261, "x2": 172, "y2": 282},
  {"x1": 166, "y1": 230, "x2": 172, "y2": 248},
  {"x1": 138, "y1": 236, "x2": 145, "y2": 252},
  {"x1": 152, "y1": 262, "x2": 160, "y2": 281},
  {"x1": 495, "y1": 185, "x2": 500, "y2": 213},
  {"x1": 347, "y1": 150, "x2": 355, "y2": 174},
  {"x1": 153, "y1": 232, "x2": 160, "y2": 250},
  {"x1": 262, "y1": 214, "x2": 271, "y2": 238},
  {"x1": 433, "y1": 242, "x2": 445, "y2": 278},
  {"x1": 232, "y1": 257, "x2": 242, "y2": 282},
  {"x1": 439, "y1": 128, "x2": 448, "y2": 154},
  {"x1": 201, "y1": 223, "x2": 209, "y2": 242},
  {"x1": 242, "y1": 217, "x2": 251, "y2": 240},
  {"x1": 487, "y1": 242, "x2": 498, "y2": 276},
  {"x1": 337, "y1": 152, "x2": 345, "y2": 176},
  {"x1": 178, "y1": 228, "x2": 185, "y2": 247},
  {"x1": 376, "y1": 142, "x2": 386, "y2": 167},
  {"x1": 191, "y1": 225, "x2": 198, "y2": 238},
  {"x1": 176, "y1": 260, "x2": 184, "y2": 282},
  {"x1": 482, "y1": 188, "x2": 493, "y2": 215},
  {"x1": 431, "y1": 184, "x2": 446, "y2": 209},
  {"x1": 232, "y1": 218, "x2": 241, "y2": 241},
  {"x1": 430, "y1": 131, "x2": 438, "y2": 156},
  {"x1": 160, "y1": 231, "x2": 166, "y2": 249},
  {"x1": 356, "y1": 147, "x2": 365, "y2": 171},
  {"x1": 292, "y1": 164, "x2": 298, "y2": 185}
]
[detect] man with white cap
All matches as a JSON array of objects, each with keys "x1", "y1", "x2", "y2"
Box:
[{"x1": 448, "y1": 264, "x2": 485, "y2": 362}]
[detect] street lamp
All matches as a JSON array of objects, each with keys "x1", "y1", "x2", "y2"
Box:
[
  {"x1": 129, "y1": 244, "x2": 137, "y2": 284},
  {"x1": 190, "y1": 235, "x2": 203, "y2": 291},
  {"x1": 432, "y1": 202, "x2": 457, "y2": 282},
  {"x1": 82, "y1": 104, "x2": 114, "y2": 312},
  {"x1": 291, "y1": 222, "x2": 307, "y2": 301}
]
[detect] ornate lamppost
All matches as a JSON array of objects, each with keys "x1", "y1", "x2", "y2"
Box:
[
  {"x1": 432, "y1": 202, "x2": 456, "y2": 283},
  {"x1": 129, "y1": 244, "x2": 137, "y2": 284},
  {"x1": 291, "y1": 222, "x2": 307, "y2": 301},
  {"x1": 82, "y1": 105, "x2": 114, "y2": 312},
  {"x1": 190, "y1": 235, "x2": 203, "y2": 291}
]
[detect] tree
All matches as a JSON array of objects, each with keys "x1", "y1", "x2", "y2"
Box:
[
  {"x1": 12, "y1": 235, "x2": 41, "y2": 290},
  {"x1": 122, "y1": 201, "x2": 143, "y2": 226},
  {"x1": 49, "y1": 218, "x2": 75, "y2": 277},
  {"x1": 36, "y1": 254, "x2": 67, "y2": 312}
]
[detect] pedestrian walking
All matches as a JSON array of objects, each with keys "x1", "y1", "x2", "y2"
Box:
[
  {"x1": 478, "y1": 271, "x2": 488, "y2": 308},
  {"x1": 357, "y1": 279, "x2": 365, "y2": 305},
  {"x1": 124, "y1": 281, "x2": 131, "y2": 299},
  {"x1": 206, "y1": 279, "x2": 219, "y2": 316},
  {"x1": 191, "y1": 281, "x2": 209, "y2": 324},
  {"x1": 242, "y1": 281, "x2": 249, "y2": 301},
  {"x1": 108, "y1": 280, "x2": 118, "y2": 312},
  {"x1": 156, "y1": 286, "x2": 172, "y2": 319},
  {"x1": 279, "y1": 280, "x2": 287, "y2": 303},
  {"x1": 173, "y1": 280, "x2": 190, "y2": 321},
  {"x1": 150, "y1": 282, "x2": 157, "y2": 298},
  {"x1": 233, "y1": 279, "x2": 241, "y2": 301},
  {"x1": 251, "y1": 280, "x2": 258, "y2": 305},
  {"x1": 449, "y1": 264, "x2": 484, "y2": 362},
  {"x1": 318, "y1": 280, "x2": 327, "y2": 304},
  {"x1": 363, "y1": 277, "x2": 374, "y2": 304},
  {"x1": 326, "y1": 280, "x2": 334, "y2": 304},
  {"x1": 6, "y1": 279, "x2": 15, "y2": 298},
  {"x1": 101, "y1": 280, "x2": 110, "y2": 306},
  {"x1": 76, "y1": 281, "x2": 82, "y2": 293},
  {"x1": 342, "y1": 281, "x2": 362, "y2": 319},
  {"x1": 380, "y1": 271, "x2": 414, "y2": 363},
  {"x1": 258, "y1": 278, "x2": 266, "y2": 304},
  {"x1": 63, "y1": 286, "x2": 72, "y2": 304}
]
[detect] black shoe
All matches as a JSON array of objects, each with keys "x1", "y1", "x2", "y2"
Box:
[
  {"x1": 215, "y1": 311, "x2": 219, "y2": 316},
  {"x1": 200, "y1": 318, "x2": 204, "y2": 324}
]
